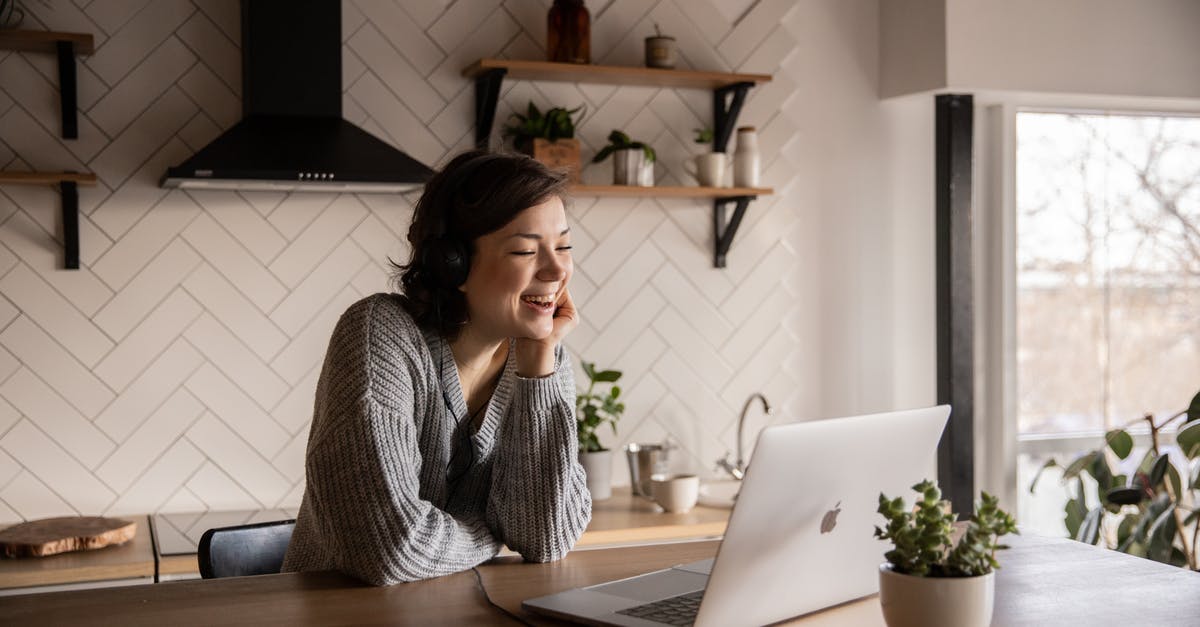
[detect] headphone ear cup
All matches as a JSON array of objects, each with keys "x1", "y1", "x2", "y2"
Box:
[{"x1": 424, "y1": 237, "x2": 470, "y2": 288}]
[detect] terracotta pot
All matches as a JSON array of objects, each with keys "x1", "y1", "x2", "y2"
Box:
[
  {"x1": 531, "y1": 138, "x2": 581, "y2": 183},
  {"x1": 578, "y1": 449, "x2": 612, "y2": 501},
  {"x1": 878, "y1": 563, "x2": 994, "y2": 627}
]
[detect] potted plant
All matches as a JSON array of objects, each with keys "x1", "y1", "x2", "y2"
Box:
[
  {"x1": 576, "y1": 361, "x2": 625, "y2": 501},
  {"x1": 874, "y1": 480, "x2": 1018, "y2": 627},
  {"x1": 684, "y1": 127, "x2": 727, "y2": 187},
  {"x1": 592, "y1": 129, "x2": 655, "y2": 186},
  {"x1": 502, "y1": 102, "x2": 585, "y2": 182},
  {"x1": 1030, "y1": 386, "x2": 1200, "y2": 569}
]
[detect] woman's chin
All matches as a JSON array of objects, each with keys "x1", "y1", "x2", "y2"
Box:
[{"x1": 519, "y1": 322, "x2": 554, "y2": 341}]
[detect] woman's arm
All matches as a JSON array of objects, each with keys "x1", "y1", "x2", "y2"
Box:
[
  {"x1": 487, "y1": 346, "x2": 592, "y2": 562},
  {"x1": 303, "y1": 395, "x2": 502, "y2": 585}
]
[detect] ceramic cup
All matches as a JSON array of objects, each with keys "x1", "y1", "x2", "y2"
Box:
[
  {"x1": 650, "y1": 473, "x2": 700, "y2": 513},
  {"x1": 683, "y1": 153, "x2": 728, "y2": 187}
]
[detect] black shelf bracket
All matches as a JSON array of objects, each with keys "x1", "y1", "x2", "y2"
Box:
[
  {"x1": 474, "y1": 68, "x2": 507, "y2": 150},
  {"x1": 712, "y1": 195, "x2": 755, "y2": 268},
  {"x1": 56, "y1": 40, "x2": 79, "y2": 139},
  {"x1": 61, "y1": 180, "x2": 80, "y2": 269},
  {"x1": 712, "y1": 82, "x2": 753, "y2": 153}
]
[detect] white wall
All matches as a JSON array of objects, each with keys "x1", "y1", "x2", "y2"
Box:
[
  {"x1": 882, "y1": 0, "x2": 1200, "y2": 100},
  {"x1": 0, "y1": 0, "x2": 911, "y2": 521},
  {"x1": 946, "y1": 0, "x2": 1200, "y2": 99}
]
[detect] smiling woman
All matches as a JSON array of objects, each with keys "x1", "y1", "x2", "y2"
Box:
[{"x1": 281, "y1": 151, "x2": 591, "y2": 585}]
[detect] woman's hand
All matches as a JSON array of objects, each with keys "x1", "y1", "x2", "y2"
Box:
[{"x1": 515, "y1": 289, "x2": 577, "y2": 377}]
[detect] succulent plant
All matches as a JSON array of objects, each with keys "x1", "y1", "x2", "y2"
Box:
[{"x1": 875, "y1": 480, "x2": 1018, "y2": 577}]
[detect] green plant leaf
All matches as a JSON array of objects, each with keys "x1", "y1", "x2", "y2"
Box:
[
  {"x1": 1145, "y1": 505, "x2": 1177, "y2": 564},
  {"x1": 1029, "y1": 458, "x2": 1058, "y2": 493},
  {"x1": 1090, "y1": 453, "x2": 1114, "y2": 493},
  {"x1": 1166, "y1": 462, "x2": 1183, "y2": 501},
  {"x1": 1183, "y1": 508, "x2": 1198, "y2": 527},
  {"x1": 1063, "y1": 451, "x2": 1097, "y2": 481},
  {"x1": 1148, "y1": 454, "x2": 1170, "y2": 488},
  {"x1": 594, "y1": 369, "x2": 621, "y2": 383},
  {"x1": 1176, "y1": 420, "x2": 1200, "y2": 459},
  {"x1": 1104, "y1": 486, "x2": 1146, "y2": 506},
  {"x1": 1105, "y1": 429, "x2": 1134, "y2": 459},
  {"x1": 1075, "y1": 507, "x2": 1103, "y2": 544},
  {"x1": 1064, "y1": 498, "x2": 1087, "y2": 538},
  {"x1": 1187, "y1": 389, "x2": 1200, "y2": 424},
  {"x1": 1190, "y1": 459, "x2": 1200, "y2": 490}
]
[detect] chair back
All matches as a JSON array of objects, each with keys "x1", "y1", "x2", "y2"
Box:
[{"x1": 197, "y1": 519, "x2": 296, "y2": 579}]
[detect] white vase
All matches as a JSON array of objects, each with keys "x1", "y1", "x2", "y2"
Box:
[
  {"x1": 578, "y1": 449, "x2": 613, "y2": 501},
  {"x1": 878, "y1": 563, "x2": 994, "y2": 627},
  {"x1": 733, "y1": 126, "x2": 760, "y2": 188}
]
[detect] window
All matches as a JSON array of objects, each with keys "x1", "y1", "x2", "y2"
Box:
[{"x1": 1014, "y1": 110, "x2": 1200, "y2": 535}]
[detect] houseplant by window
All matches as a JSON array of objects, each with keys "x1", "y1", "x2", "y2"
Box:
[
  {"x1": 875, "y1": 480, "x2": 1018, "y2": 627},
  {"x1": 576, "y1": 361, "x2": 624, "y2": 501},
  {"x1": 1030, "y1": 387, "x2": 1200, "y2": 570},
  {"x1": 591, "y1": 130, "x2": 655, "y2": 186},
  {"x1": 502, "y1": 102, "x2": 584, "y2": 182}
]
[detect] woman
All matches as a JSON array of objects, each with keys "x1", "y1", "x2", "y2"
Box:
[{"x1": 282, "y1": 150, "x2": 592, "y2": 585}]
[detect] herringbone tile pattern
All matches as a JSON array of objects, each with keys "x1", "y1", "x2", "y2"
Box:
[{"x1": 0, "y1": 0, "x2": 802, "y2": 521}]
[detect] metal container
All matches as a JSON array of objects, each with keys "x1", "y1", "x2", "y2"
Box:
[
  {"x1": 625, "y1": 442, "x2": 669, "y2": 497},
  {"x1": 612, "y1": 148, "x2": 644, "y2": 185}
]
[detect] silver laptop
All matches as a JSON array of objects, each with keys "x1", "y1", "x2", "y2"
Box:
[{"x1": 523, "y1": 405, "x2": 951, "y2": 627}]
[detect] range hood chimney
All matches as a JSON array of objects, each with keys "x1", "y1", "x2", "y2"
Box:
[{"x1": 162, "y1": 0, "x2": 433, "y2": 193}]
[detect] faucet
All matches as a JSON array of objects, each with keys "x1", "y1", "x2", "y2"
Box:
[{"x1": 715, "y1": 393, "x2": 774, "y2": 480}]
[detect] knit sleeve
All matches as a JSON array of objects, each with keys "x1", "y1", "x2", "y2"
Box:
[
  {"x1": 486, "y1": 346, "x2": 592, "y2": 562},
  {"x1": 303, "y1": 395, "x2": 502, "y2": 585}
]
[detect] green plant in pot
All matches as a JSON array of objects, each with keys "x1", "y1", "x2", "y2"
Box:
[
  {"x1": 592, "y1": 129, "x2": 656, "y2": 186},
  {"x1": 875, "y1": 480, "x2": 1018, "y2": 627},
  {"x1": 1030, "y1": 386, "x2": 1200, "y2": 570},
  {"x1": 576, "y1": 361, "x2": 625, "y2": 501},
  {"x1": 502, "y1": 102, "x2": 585, "y2": 182}
]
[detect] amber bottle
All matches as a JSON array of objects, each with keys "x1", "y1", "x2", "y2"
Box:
[{"x1": 547, "y1": 0, "x2": 590, "y2": 64}]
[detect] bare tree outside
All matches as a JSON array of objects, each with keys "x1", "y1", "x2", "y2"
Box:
[{"x1": 1017, "y1": 111, "x2": 1200, "y2": 436}]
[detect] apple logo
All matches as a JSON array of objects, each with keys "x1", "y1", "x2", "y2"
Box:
[{"x1": 820, "y1": 501, "x2": 842, "y2": 534}]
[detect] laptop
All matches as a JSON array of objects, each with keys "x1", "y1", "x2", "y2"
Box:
[{"x1": 523, "y1": 405, "x2": 951, "y2": 627}]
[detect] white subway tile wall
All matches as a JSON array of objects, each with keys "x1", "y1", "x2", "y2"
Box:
[{"x1": 0, "y1": 0, "x2": 805, "y2": 520}]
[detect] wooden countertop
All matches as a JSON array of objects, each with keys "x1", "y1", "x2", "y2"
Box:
[
  {"x1": 0, "y1": 516, "x2": 154, "y2": 589},
  {"x1": 3, "y1": 534, "x2": 1199, "y2": 625},
  {"x1": 5, "y1": 487, "x2": 731, "y2": 586}
]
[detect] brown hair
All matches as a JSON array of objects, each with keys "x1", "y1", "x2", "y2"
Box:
[{"x1": 392, "y1": 150, "x2": 569, "y2": 340}]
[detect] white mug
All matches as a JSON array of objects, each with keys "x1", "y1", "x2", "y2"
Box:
[
  {"x1": 683, "y1": 153, "x2": 728, "y2": 187},
  {"x1": 650, "y1": 473, "x2": 700, "y2": 513}
]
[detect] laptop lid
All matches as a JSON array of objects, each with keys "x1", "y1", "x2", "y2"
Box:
[{"x1": 693, "y1": 405, "x2": 950, "y2": 627}]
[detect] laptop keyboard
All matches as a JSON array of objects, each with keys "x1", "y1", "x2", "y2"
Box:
[{"x1": 615, "y1": 589, "x2": 704, "y2": 626}]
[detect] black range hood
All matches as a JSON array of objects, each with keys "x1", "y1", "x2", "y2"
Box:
[{"x1": 162, "y1": 0, "x2": 433, "y2": 193}]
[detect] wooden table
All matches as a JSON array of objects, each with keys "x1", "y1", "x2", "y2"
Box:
[{"x1": 2, "y1": 533, "x2": 1197, "y2": 625}]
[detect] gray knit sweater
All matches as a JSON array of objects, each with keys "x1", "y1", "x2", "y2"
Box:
[{"x1": 282, "y1": 293, "x2": 592, "y2": 585}]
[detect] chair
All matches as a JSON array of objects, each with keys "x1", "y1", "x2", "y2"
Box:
[{"x1": 197, "y1": 519, "x2": 296, "y2": 579}]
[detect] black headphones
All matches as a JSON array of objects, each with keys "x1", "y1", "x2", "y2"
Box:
[{"x1": 419, "y1": 152, "x2": 514, "y2": 290}]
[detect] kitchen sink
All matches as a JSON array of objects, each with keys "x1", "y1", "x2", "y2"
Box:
[{"x1": 698, "y1": 479, "x2": 741, "y2": 509}]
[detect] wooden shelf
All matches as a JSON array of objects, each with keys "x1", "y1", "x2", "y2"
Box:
[
  {"x1": 465, "y1": 58, "x2": 774, "y2": 267},
  {"x1": 0, "y1": 29, "x2": 95, "y2": 54},
  {"x1": 462, "y1": 58, "x2": 771, "y2": 89},
  {"x1": 570, "y1": 184, "x2": 772, "y2": 198},
  {"x1": 0, "y1": 171, "x2": 96, "y2": 270},
  {"x1": 0, "y1": 171, "x2": 97, "y2": 185}
]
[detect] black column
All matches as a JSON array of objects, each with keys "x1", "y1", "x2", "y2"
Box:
[{"x1": 935, "y1": 94, "x2": 974, "y2": 515}]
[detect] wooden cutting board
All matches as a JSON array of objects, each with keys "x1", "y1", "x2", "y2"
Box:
[{"x1": 0, "y1": 516, "x2": 137, "y2": 558}]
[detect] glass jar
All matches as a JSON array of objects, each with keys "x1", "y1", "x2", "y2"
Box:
[{"x1": 547, "y1": 0, "x2": 590, "y2": 64}]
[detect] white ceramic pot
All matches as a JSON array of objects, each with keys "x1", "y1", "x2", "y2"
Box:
[
  {"x1": 578, "y1": 449, "x2": 613, "y2": 501},
  {"x1": 878, "y1": 563, "x2": 994, "y2": 627}
]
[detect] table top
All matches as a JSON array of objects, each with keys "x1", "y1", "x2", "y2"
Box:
[{"x1": 2, "y1": 532, "x2": 1198, "y2": 625}]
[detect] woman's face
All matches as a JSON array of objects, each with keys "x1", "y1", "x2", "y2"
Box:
[{"x1": 460, "y1": 195, "x2": 572, "y2": 342}]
